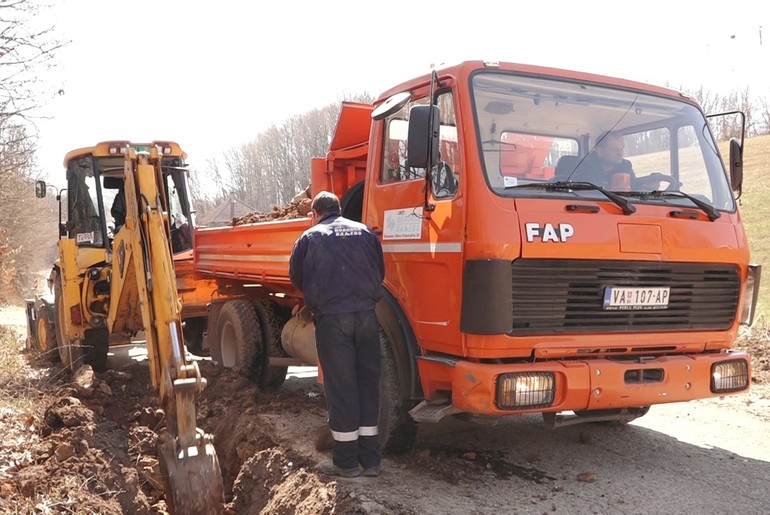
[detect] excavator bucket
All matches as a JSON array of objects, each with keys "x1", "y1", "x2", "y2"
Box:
[{"x1": 158, "y1": 431, "x2": 224, "y2": 514}]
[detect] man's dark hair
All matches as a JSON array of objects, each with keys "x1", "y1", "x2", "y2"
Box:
[
  {"x1": 595, "y1": 130, "x2": 623, "y2": 148},
  {"x1": 311, "y1": 190, "x2": 341, "y2": 216}
]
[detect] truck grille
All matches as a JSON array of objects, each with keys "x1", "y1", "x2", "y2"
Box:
[{"x1": 510, "y1": 259, "x2": 741, "y2": 334}]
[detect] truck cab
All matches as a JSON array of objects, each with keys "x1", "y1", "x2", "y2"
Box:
[{"x1": 315, "y1": 60, "x2": 759, "y2": 429}]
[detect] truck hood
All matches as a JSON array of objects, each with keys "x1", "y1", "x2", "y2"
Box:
[{"x1": 514, "y1": 198, "x2": 744, "y2": 264}]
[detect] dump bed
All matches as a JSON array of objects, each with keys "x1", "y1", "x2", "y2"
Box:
[{"x1": 193, "y1": 217, "x2": 311, "y2": 296}]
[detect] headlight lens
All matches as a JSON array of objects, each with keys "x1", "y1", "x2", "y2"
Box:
[
  {"x1": 497, "y1": 372, "x2": 555, "y2": 409},
  {"x1": 711, "y1": 359, "x2": 749, "y2": 393}
]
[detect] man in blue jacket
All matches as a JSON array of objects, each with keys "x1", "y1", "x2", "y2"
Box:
[{"x1": 289, "y1": 190, "x2": 385, "y2": 478}]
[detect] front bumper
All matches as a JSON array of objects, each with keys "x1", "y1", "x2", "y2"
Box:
[{"x1": 416, "y1": 351, "x2": 751, "y2": 415}]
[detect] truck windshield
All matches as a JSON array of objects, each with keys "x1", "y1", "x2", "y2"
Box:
[{"x1": 471, "y1": 71, "x2": 735, "y2": 213}]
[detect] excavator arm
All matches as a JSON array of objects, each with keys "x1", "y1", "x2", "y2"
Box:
[{"x1": 116, "y1": 147, "x2": 223, "y2": 514}]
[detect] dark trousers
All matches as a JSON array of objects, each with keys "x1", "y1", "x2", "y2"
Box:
[{"x1": 315, "y1": 310, "x2": 381, "y2": 469}]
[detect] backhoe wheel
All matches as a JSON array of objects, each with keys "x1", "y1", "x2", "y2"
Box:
[
  {"x1": 254, "y1": 301, "x2": 288, "y2": 388},
  {"x1": 213, "y1": 300, "x2": 260, "y2": 377},
  {"x1": 158, "y1": 434, "x2": 224, "y2": 515},
  {"x1": 54, "y1": 272, "x2": 84, "y2": 370},
  {"x1": 35, "y1": 305, "x2": 60, "y2": 361}
]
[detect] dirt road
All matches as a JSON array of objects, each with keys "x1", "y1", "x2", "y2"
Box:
[
  {"x1": 264, "y1": 371, "x2": 770, "y2": 514},
  {"x1": 2, "y1": 306, "x2": 769, "y2": 513}
]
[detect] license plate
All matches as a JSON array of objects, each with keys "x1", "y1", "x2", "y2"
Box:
[{"x1": 603, "y1": 287, "x2": 670, "y2": 310}]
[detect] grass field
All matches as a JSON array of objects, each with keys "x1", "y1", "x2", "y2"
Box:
[{"x1": 732, "y1": 134, "x2": 770, "y2": 322}]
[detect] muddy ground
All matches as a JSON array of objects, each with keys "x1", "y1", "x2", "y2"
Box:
[
  {"x1": 1, "y1": 306, "x2": 769, "y2": 514},
  {"x1": 0, "y1": 316, "x2": 357, "y2": 514}
]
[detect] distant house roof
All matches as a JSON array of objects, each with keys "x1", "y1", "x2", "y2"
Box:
[{"x1": 199, "y1": 196, "x2": 256, "y2": 227}]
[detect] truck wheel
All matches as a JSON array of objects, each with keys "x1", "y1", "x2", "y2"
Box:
[
  {"x1": 35, "y1": 304, "x2": 60, "y2": 361},
  {"x1": 213, "y1": 300, "x2": 260, "y2": 377},
  {"x1": 54, "y1": 272, "x2": 84, "y2": 370},
  {"x1": 379, "y1": 326, "x2": 418, "y2": 454},
  {"x1": 84, "y1": 328, "x2": 109, "y2": 373},
  {"x1": 254, "y1": 301, "x2": 288, "y2": 388},
  {"x1": 340, "y1": 180, "x2": 364, "y2": 222}
]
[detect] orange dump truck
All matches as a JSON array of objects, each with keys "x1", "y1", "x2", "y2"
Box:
[{"x1": 182, "y1": 60, "x2": 760, "y2": 452}]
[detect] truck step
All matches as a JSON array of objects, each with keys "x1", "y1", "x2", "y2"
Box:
[{"x1": 408, "y1": 400, "x2": 462, "y2": 423}]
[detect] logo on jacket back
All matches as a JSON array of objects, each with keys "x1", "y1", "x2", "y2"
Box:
[
  {"x1": 525, "y1": 223, "x2": 574, "y2": 243},
  {"x1": 333, "y1": 227, "x2": 363, "y2": 237}
]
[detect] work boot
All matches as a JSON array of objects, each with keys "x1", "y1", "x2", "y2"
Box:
[
  {"x1": 316, "y1": 459, "x2": 360, "y2": 478},
  {"x1": 361, "y1": 465, "x2": 380, "y2": 477}
]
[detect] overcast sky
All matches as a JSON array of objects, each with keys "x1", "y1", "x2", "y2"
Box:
[{"x1": 34, "y1": 0, "x2": 769, "y2": 185}]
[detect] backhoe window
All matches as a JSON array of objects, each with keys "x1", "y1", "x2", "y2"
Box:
[
  {"x1": 166, "y1": 172, "x2": 192, "y2": 253},
  {"x1": 66, "y1": 157, "x2": 104, "y2": 247}
]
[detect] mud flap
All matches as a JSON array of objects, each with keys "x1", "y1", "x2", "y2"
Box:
[{"x1": 158, "y1": 431, "x2": 225, "y2": 515}]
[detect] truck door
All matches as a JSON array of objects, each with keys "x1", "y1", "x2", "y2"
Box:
[{"x1": 364, "y1": 91, "x2": 465, "y2": 354}]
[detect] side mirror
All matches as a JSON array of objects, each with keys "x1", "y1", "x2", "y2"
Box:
[
  {"x1": 406, "y1": 105, "x2": 440, "y2": 169},
  {"x1": 729, "y1": 137, "x2": 743, "y2": 196},
  {"x1": 35, "y1": 180, "x2": 47, "y2": 198}
]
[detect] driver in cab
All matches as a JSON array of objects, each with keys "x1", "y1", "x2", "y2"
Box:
[
  {"x1": 573, "y1": 131, "x2": 663, "y2": 191},
  {"x1": 573, "y1": 131, "x2": 634, "y2": 189}
]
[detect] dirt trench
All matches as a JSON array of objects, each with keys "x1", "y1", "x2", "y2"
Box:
[{"x1": 0, "y1": 343, "x2": 365, "y2": 514}]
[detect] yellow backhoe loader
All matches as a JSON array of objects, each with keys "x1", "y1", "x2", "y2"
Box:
[{"x1": 30, "y1": 141, "x2": 223, "y2": 514}]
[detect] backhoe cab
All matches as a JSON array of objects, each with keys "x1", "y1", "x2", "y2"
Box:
[{"x1": 30, "y1": 141, "x2": 223, "y2": 514}]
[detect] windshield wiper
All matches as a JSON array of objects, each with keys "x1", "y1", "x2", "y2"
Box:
[
  {"x1": 645, "y1": 190, "x2": 721, "y2": 221},
  {"x1": 508, "y1": 181, "x2": 636, "y2": 215}
]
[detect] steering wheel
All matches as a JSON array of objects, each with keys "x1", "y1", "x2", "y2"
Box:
[
  {"x1": 633, "y1": 172, "x2": 680, "y2": 191},
  {"x1": 431, "y1": 162, "x2": 456, "y2": 198}
]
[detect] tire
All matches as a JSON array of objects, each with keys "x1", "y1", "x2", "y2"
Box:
[
  {"x1": 54, "y1": 272, "x2": 84, "y2": 370},
  {"x1": 212, "y1": 300, "x2": 260, "y2": 377},
  {"x1": 35, "y1": 304, "x2": 60, "y2": 362},
  {"x1": 378, "y1": 326, "x2": 418, "y2": 454},
  {"x1": 84, "y1": 328, "x2": 109, "y2": 373},
  {"x1": 340, "y1": 180, "x2": 365, "y2": 222},
  {"x1": 253, "y1": 301, "x2": 288, "y2": 388}
]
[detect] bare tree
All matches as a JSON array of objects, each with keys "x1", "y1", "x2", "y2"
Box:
[
  {"x1": 0, "y1": 124, "x2": 58, "y2": 303},
  {"x1": 0, "y1": 0, "x2": 66, "y2": 304},
  {"x1": 760, "y1": 97, "x2": 770, "y2": 135},
  {"x1": 200, "y1": 92, "x2": 375, "y2": 214}
]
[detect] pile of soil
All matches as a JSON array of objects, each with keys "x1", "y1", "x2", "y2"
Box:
[
  {"x1": 232, "y1": 188, "x2": 312, "y2": 226},
  {"x1": 0, "y1": 355, "x2": 159, "y2": 513},
  {"x1": 0, "y1": 339, "x2": 363, "y2": 514}
]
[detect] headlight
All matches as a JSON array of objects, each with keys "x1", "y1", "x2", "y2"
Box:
[
  {"x1": 497, "y1": 372, "x2": 555, "y2": 409},
  {"x1": 711, "y1": 359, "x2": 749, "y2": 394}
]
